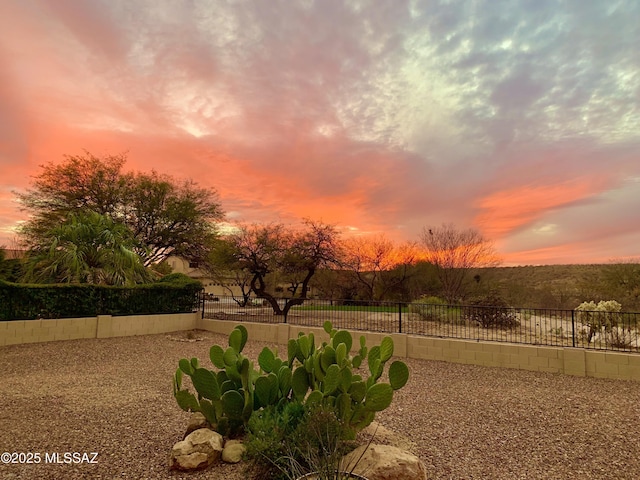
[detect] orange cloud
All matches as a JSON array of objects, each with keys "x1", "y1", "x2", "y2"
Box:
[{"x1": 474, "y1": 177, "x2": 611, "y2": 238}]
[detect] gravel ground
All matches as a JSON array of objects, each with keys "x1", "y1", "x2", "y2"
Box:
[{"x1": 1, "y1": 330, "x2": 639, "y2": 479}]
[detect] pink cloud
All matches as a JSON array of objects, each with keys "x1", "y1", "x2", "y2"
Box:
[{"x1": 474, "y1": 177, "x2": 613, "y2": 238}]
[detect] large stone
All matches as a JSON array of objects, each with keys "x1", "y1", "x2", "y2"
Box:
[
  {"x1": 341, "y1": 444, "x2": 427, "y2": 480},
  {"x1": 222, "y1": 440, "x2": 246, "y2": 463},
  {"x1": 170, "y1": 428, "x2": 224, "y2": 471},
  {"x1": 184, "y1": 412, "x2": 209, "y2": 438},
  {"x1": 360, "y1": 422, "x2": 417, "y2": 453}
]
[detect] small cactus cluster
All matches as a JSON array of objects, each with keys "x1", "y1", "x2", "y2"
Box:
[
  {"x1": 173, "y1": 321, "x2": 409, "y2": 436},
  {"x1": 173, "y1": 325, "x2": 260, "y2": 435},
  {"x1": 286, "y1": 321, "x2": 409, "y2": 434}
]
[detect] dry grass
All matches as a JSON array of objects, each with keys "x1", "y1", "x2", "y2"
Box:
[{"x1": 1, "y1": 330, "x2": 639, "y2": 479}]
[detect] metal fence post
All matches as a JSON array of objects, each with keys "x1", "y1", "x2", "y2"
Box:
[
  {"x1": 571, "y1": 310, "x2": 575, "y2": 347},
  {"x1": 398, "y1": 303, "x2": 402, "y2": 334}
]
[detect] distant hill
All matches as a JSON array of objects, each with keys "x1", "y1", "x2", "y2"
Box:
[{"x1": 472, "y1": 264, "x2": 639, "y2": 311}]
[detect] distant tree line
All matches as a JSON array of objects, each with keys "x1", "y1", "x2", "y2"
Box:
[{"x1": 4, "y1": 151, "x2": 637, "y2": 312}]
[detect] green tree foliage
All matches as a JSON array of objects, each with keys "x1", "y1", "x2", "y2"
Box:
[
  {"x1": 22, "y1": 211, "x2": 151, "y2": 285},
  {"x1": 207, "y1": 237, "x2": 253, "y2": 306},
  {"x1": 16, "y1": 151, "x2": 224, "y2": 266},
  {"x1": 420, "y1": 223, "x2": 501, "y2": 303},
  {"x1": 0, "y1": 248, "x2": 23, "y2": 282}
]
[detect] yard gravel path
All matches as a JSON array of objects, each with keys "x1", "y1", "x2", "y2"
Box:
[{"x1": 1, "y1": 330, "x2": 639, "y2": 479}]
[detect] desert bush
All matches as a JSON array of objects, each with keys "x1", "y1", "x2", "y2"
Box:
[
  {"x1": 606, "y1": 326, "x2": 634, "y2": 349},
  {"x1": 244, "y1": 401, "x2": 306, "y2": 480},
  {"x1": 464, "y1": 291, "x2": 520, "y2": 329},
  {"x1": 246, "y1": 402, "x2": 364, "y2": 480},
  {"x1": 409, "y1": 296, "x2": 464, "y2": 324}
]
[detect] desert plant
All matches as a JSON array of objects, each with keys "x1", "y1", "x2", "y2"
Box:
[
  {"x1": 173, "y1": 321, "x2": 410, "y2": 441},
  {"x1": 244, "y1": 401, "x2": 307, "y2": 480},
  {"x1": 464, "y1": 290, "x2": 520, "y2": 329},
  {"x1": 409, "y1": 296, "x2": 446, "y2": 322},
  {"x1": 606, "y1": 326, "x2": 634, "y2": 349},
  {"x1": 285, "y1": 321, "x2": 409, "y2": 436},
  {"x1": 288, "y1": 405, "x2": 370, "y2": 480},
  {"x1": 575, "y1": 300, "x2": 622, "y2": 344},
  {"x1": 173, "y1": 325, "x2": 272, "y2": 436},
  {"x1": 248, "y1": 403, "x2": 371, "y2": 480}
]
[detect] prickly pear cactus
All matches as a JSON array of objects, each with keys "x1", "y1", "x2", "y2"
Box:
[
  {"x1": 286, "y1": 321, "x2": 410, "y2": 434},
  {"x1": 173, "y1": 321, "x2": 410, "y2": 438},
  {"x1": 173, "y1": 325, "x2": 264, "y2": 436}
]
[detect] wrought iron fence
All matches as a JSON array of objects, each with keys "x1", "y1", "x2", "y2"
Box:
[{"x1": 201, "y1": 294, "x2": 640, "y2": 353}]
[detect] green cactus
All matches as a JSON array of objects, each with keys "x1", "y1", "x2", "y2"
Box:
[
  {"x1": 282, "y1": 321, "x2": 410, "y2": 434},
  {"x1": 389, "y1": 360, "x2": 410, "y2": 390},
  {"x1": 173, "y1": 321, "x2": 410, "y2": 438},
  {"x1": 173, "y1": 325, "x2": 270, "y2": 436}
]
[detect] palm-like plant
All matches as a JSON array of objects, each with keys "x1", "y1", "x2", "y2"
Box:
[{"x1": 23, "y1": 211, "x2": 151, "y2": 285}]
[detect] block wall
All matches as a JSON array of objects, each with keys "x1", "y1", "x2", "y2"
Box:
[
  {"x1": 3, "y1": 316, "x2": 639, "y2": 382},
  {"x1": 196, "y1": 319, "x2": 640, "y2": 382},
  {"x1": 0, "y1": 312, "x2": 198, "y2": 345}
]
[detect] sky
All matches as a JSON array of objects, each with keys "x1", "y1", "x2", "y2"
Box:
[{"x1": 0, "y1": 0, "x2": 639, "y2": 266}]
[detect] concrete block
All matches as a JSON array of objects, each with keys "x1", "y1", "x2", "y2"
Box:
[
  {"x1": 604, "y1": 353, "x2": 629, "y2": 365},
  {"x1": 528, "y1": 356, "x2": 549, "y2": 368},
  {"x1": 492, "y1": 353, "x2": 511, "y2": 366},
  {"x1": 441, "y1": 347, "x2": 460, "y2": 360},
  {"x1": 537, "y1": 347, "x2": 560, "y2": 359},
  {"x1": 458, "y1": 350, "x2": 476, "y2": 362},
  {"x1": 595, "y1": 361, "x2": 619, "y2": 376},
  {"x1": 475, "y1": 351, "x2": 494, "y2": 365},
  {"x1": 481, "y1": 342, "x2": 501, "y2": 353},
  {"x1": 628, "y1": 355, "x2": 640, "y2": 367},
  {"x1": 37, "y1": 333, "x2": 56, "y2": 343},
  {"x1": 616, "y1": 364, "x2": 640, "y2": 381},
  {"x1": 509, "y1": 354, "x2": 526, "y2": 367},
  {"x1": 548, "y1": 357, "x2": 563, "y2": 370},
  {"x1": 390, "y1": 333, "x2": 407, "y2": 358},
  {"x1": 5, "y1": 321, "x2": 25, "y2": 333},
  {"x1": 563, "y1": 349, "x2": 586, "y2": 376},
  {"x1": 5, "y1": 335, "x2": 22, "y2": 345}
]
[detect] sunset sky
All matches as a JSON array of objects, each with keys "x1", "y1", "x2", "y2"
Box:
[{"x1": 1, "y1": 0, "x2": 639, "y2": 265}]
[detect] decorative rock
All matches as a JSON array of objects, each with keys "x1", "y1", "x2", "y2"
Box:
[
  {"x1": 184, "y1": 412, "x2": 209, "y2": 438},
  {"x1": 170, "y1": 428, "x2": 224, "y2": 471},
  {"x1": 222, "y1": 440, "x2": 246, "y2": 464},
  {"x1": 341, "y1": 444, "x2": 427, "y2": 480},
  {"x1": 361, "y1": 422, "x2": 417, "y2": 453}
]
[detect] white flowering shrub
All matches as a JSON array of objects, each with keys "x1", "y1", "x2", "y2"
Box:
[{"x1": 575, "y1": 300, "x2": 623, "y2": 344}]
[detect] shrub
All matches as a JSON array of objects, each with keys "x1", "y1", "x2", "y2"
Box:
[
  {"x1": 244, "y1": 402, "x2": 306, "y2": 479},
  {"x1": 409, "y1": 296, "x2": 460, "y2": 323},
  {"x1": 464, "y1": 291, "x2": 520, "y2": 329},
  {"x1": 245, "y1": 402, "x2": 365, "y2": 480},
  {"x1": 606, "y1": 326, "x2": 634, "y2": 349},
  {"x1": 0, "y1": 276, "x2": 201, "y2": 320}
]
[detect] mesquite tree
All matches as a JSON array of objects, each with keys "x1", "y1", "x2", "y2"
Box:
[{"x1": 220, "y1": 220, "x2": 340, "y2": 317}]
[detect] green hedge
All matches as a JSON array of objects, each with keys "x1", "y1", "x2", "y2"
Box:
[{"x1": 0, "y1": 276, "x2": 202, "y2": 321}]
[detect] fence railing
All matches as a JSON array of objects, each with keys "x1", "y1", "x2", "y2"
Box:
[{"x1": 201, "y1": 295, "x2": 640, "y2": 353}]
